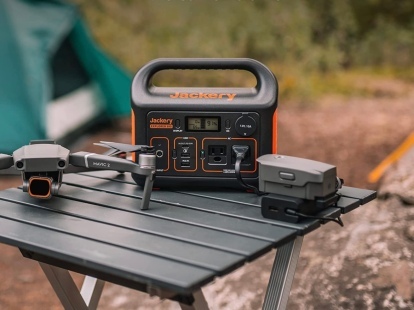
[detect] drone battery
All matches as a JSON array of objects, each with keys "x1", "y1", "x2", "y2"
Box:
[
  {"x1": 131, "y1": 58, "x2": 278, "y2": 188},
  {"x1": 257, "y1": 154, "x2": 338, "y2": 200}
]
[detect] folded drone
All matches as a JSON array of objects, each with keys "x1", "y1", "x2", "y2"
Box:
[{"x1": 0, "y1": 140, "x2": 156, "y2": 210}]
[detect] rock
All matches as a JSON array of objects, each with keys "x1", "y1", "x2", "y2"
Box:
[
  {"x1": 285, "y1": 145, "x2": 414, "y2": 309},
  {"x1": 373, "y1": 261, "x2": 413, "y2": 301},
  {"x1": 405, "y1": 225, "x2": 414, "y2": 242},
  {"x1": 393, "y1": 261, "x2": 413, "y2": 301}
]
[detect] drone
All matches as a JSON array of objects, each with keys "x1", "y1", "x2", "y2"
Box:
[{"x1": 0, "y1": 140, "x2": 156, "y2": 210}]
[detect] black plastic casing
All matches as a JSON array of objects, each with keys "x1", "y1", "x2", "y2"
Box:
[{"x1": 131, "y1": 58, "x2": 278, "y2": 189}]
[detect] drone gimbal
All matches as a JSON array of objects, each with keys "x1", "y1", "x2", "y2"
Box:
[{"x1": 0, "y1": 140, "x2": 156, "y2": 210}]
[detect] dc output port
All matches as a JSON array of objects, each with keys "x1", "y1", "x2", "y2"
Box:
[{"x1": 156, "y1": 150, "x2": 164, "y2": 158}]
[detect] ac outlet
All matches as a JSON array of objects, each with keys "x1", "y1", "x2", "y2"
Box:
[
  {"x1": 231, "y1": 145, "x2": 252, "y2": 166},
  {"x1": 208, "y1": 145, "x2": 227, "y2": 165}
]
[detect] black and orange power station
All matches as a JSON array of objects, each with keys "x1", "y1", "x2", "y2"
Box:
[{"x1": 131, "y1": 58, "x2": 278, "y2": 188}]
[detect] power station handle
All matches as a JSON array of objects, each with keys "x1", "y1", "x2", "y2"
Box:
[{"x1": 133, "y1": 58, "x2": 277, "y2": 93}]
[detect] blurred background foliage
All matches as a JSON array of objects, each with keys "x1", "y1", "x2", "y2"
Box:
[{"x1": 71, "y1": 0, "x2": 414, "y2": 102}]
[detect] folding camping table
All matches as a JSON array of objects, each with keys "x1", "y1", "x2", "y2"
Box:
[{"x1": 0, "y1": 171, "x2": 376, "y2": 309}]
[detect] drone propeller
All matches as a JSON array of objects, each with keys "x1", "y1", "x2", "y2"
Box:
[{"x1": 94, "y1": 141, "x2": 154, "y2": 156}]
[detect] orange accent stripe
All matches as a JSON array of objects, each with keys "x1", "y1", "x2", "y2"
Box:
[
  {"x1": 272, "y1": 111, "x2": 278, "y2": 154},
  {"x1": 131, "y1": 110, "x2": 136, "y2": 163},
  {"x1": 368, "y1": 132, "x2": 414, "y2": 183},
  {"x1": 150, "y1": 124, "x2": 173, "y2": 129}
]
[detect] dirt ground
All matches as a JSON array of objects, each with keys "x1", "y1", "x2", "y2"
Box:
[{"x1": 0, "y1": 77, "x2": 412, "y2": 309}]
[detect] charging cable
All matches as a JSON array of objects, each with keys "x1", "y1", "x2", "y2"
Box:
[
  {"x1": 232, "y1": 145, "x2": 265, "y2": 195},
  {"x1": 286, "y1": 209, "x2": 344, "y2": 227}
]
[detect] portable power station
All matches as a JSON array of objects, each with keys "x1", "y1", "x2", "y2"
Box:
[{"x1": 131, "y1": 58, "x2": 278, "y2": 188}]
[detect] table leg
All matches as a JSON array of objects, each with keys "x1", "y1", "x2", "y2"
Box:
[
  {"x1": 80, "y1": 276, "x2": 105, "y2": 310},
  {"x1": 179, "y1": 289, "x2": 210, "y2": 310},
  {"x1": 263, "y1": 236, "x2": 303, "y2": 310},
  {"x1": 39, "y1": 263, "x2": 105, "y2": 310}
]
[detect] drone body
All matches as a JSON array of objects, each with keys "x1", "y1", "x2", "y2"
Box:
[{"x1": 12, "y1": 141, "x2": 70, "y2": 199}]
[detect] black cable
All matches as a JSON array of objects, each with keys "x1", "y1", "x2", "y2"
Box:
[
  {"x1": 232, "y1": 145, "x2": 265, "y2": 196},
  {"x1": 286, "y1": 209, "x2": 344, "y2": 227}
]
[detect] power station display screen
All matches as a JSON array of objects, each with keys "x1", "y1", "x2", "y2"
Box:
[{"x1": 186, "y1": 117, "x2": 220, "y2": 131}]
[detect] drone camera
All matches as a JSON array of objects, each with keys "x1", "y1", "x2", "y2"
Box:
[{"x1": 28, "y1": 176, "x2": 53, "y2": 199}]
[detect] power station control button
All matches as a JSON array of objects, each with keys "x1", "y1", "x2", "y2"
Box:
[
  {"x1": 235, "y1": 115, "x2": 256, "y2": 136},
  {"x1": 279, "y1": 172, "x2": 295, "y2": 181},
  {"x1": 175, "y1": 119, "x2": 181, "y2": 129},
  {"x1": 225, "y1": 119, "x2": 231, "y2": 129}
]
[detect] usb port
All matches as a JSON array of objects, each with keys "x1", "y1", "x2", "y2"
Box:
[
  {"x1": 181, "y1": 161, "x2": 190, "y2": 167},
  {"x1": 181, "y1": 153, "x2": 190, "y2": 158}
]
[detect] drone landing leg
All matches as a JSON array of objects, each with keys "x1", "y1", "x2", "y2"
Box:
[{"x1": 140, "y1": 172, "x2": 155, "y2": 210}]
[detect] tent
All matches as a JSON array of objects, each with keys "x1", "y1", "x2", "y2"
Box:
[{"x1": 0, "y1": 0, "x2": 132, "y2": 154}]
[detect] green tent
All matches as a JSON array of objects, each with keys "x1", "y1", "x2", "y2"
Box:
[{"x1": 0, "y1": 0, "x2": 132, "y2": 154}]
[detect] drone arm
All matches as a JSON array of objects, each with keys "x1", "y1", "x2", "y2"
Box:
[
  {"x1": 69, "y1": 152, "x2": 154, "y2": 175},
  {"x1": 0, "y1": 154, "x2": 14, "y2": 170},
  {"x1": 69, "y1": 152, "x2": 156, "y2": 210}
]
